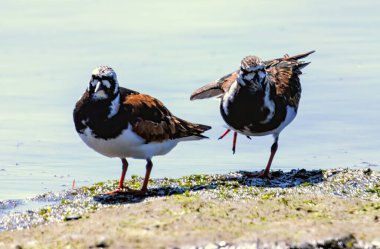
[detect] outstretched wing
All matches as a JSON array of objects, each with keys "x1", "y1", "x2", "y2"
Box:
[
  {"x1": 265, "y1": 50, "x2": 315, "y2": 107},
  {"x1": 122, "y1": 88, "x2": 210, "y2": 142},
  {"x1": 190, "y1": 50, "x2": 315, "y2": 106},
  {"x1": 190, "y1": 71, "x2": 239, "y2": 100}
]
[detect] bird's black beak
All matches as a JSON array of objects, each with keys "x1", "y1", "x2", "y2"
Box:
[
  {"x1": 92, "y1": 80, "x2": 108, "y2": 100},
  {"x1": 94, "y1": 81, "x2": 106, "y2": 93}
]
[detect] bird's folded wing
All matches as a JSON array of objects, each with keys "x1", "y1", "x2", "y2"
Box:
[
  {"x1": 265, "y1": 51, "x2": 314, "y2": 107},
  {"x1": 122, "y1": 91, "x2": 208, "y2": 142}
]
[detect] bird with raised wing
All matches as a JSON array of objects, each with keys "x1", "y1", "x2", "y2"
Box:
[
  {"x1": 74, "y1": 66, "x2": 211, "y2": 195},
  {"x1": 190, "y1": 51, "x2": 314, "y2": 177}
]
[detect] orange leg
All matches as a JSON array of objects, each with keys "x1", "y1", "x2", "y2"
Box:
[
  {"x1": 244, "y1": 136, "x2": 279, "y2": 179},
  {"x1": 105, "y1": 158, "x2": 129, "y2": 195},
  {"x1": 124, "y1": 159, "x2": 153, "y2": 196},
  {"x1": 232, "y1": 132, "x2": 238, "y2": 154},
  {"x1": 218, "y1": 129, "x2": 239, "y2": 154},
  {"x1": 260, "y1": 141, "x2": 278, "y2": 178},
  {"x1": 141, "y1": 159, "x2": 153, "y2": 194},
  {"x1": 118, "y1": 158, "x2": 128, "y2": 189},
  {"x1": 218, "y1": 129, "x2": 231, "y2": 140}
]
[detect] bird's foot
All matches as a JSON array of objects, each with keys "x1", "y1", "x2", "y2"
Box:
[
  {"x1": 258, "y1": 171, "x2": 271, "y2": 179},
  {"x1": 218, "y1": 129, "x2": 231, "y2": 140},
  {"x1": 105, "y1": 187, "x2": 148, "y2": 196},
  {"x1": 104, "y1": 186, "x2": 132, "y2": 195}
]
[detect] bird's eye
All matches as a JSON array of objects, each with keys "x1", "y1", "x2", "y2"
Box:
[
  {"x1": 241, "y1": 67, "x2": 249, "y2": 73},
  {"x1": 102, "y1": 80, "x2": 111, "y2": 89},
  {"x1": 88, "y1": 79, "x2": 98, "y2": 92}
]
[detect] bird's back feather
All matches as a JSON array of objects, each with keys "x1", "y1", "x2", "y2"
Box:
[{"x1": 122, "y1": 87, "x2": 211, "y2": 142}]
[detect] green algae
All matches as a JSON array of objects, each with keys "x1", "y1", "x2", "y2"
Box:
[
  {"x1": 366, "y1": 183, "x2": 380, "y2": 197},
  {"x1": 2, "y1": 168, "x2": 380, "y2": 249}
]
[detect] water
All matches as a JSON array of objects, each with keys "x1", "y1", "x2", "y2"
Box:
[{"x1": 1, "y1": 0, "x2": 379, "y2": 203}]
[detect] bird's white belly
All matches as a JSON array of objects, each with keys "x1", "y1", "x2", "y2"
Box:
[
  {"x1": 240, "y1": 106, "x2": 297, "y2": 137},
  {"x1": 79, "y1": 125, "x2": 179, "y2": 159}
]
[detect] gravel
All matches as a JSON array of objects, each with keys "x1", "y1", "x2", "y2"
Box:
[{"x1": 0, "y1": 168, "x2": 379, "y2": 249}]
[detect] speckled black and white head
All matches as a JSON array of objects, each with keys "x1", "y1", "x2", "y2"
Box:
[
  {"x1": 88, "y1": 66, "x2": 119, "y2": 101},
  {"x1": 87, "y1": 66, "x2": 121, "y2": 118},
  {"x1": 238, "y1": 55, "x2": 266, "y2": 86}
]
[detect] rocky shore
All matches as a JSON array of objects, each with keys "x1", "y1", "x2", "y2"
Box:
[{"x1": 0, "y1": 168, "x2": 379, "y2": 249}]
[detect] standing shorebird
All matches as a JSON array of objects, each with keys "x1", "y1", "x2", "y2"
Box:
[
  {"x1": 190, "y1": 51, "x2": 314, "y2": 177},
  {"x1": 74, "y1": 66, "x2": 211, "y2": 195}
]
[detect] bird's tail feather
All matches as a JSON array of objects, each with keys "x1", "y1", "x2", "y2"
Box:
[{"x1": 287, "y1": 50, "x2": 315, "y2": 61}]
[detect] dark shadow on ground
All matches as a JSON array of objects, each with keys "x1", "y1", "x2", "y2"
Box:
[
  {"x1": 93, "y1": 184, "x2": 218, "y2": 204},
  {"x1": 93, "y1": 168, "x2": 324, "y2": 204},
  {"x1": 239, "y1": 168, "x2": 324, "y2": 188}
]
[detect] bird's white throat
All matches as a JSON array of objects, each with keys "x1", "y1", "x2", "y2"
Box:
[
  {"x1": 108, "y1": 94, "x2": 120, "y2": 118},
  {"x1": 260, "y1": 81, "x2": 275, "y2": 124},
  {"x1": 92, "y1": 90, "x2": 108, "y2": 100}
]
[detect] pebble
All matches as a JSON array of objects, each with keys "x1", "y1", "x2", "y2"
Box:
[
  {"x1": 218, "y1": 241, "x2": 227, "y2": 247},
  {"x1": 204, "y1": 243, "x2": 218, "y2": 249},
  {"x1": 64, "y1": 214, "x2": 82, "y2": 221},
  {"x1": 184, "y1": 236, "x2": 380, "y2": 249},
  {"x1": 94, "y1": 236, "x2": 112, "y2": 248},
  {"x1": 372, "y1": 238, "x2": 380, "y2": 247}
]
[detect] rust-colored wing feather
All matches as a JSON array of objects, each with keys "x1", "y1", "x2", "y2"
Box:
[
  {"x1": 190, "y1": 71, "x2": 239, "y2": 100},
  {"x1": 121, "y1": 88, "x2": 210, "y2": 142},
  {"x1": 265, "y1": 50, "x2": 315, "y2": 108}
]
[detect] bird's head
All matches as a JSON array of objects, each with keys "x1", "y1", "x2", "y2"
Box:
[
  {"x1": 88, "y1": 66, "x2": 119, "y2": 101},
  {"x1": 237, "y1": 55, "x2": 266, "y2": 86}
]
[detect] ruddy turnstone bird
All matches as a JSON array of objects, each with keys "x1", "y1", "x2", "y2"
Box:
[
  {"x1": 74, "y1": 66, "x2": 211, "y2": 195},
  {"x1": 190, "y1": 51, "x2": 314, "y2": 177}
]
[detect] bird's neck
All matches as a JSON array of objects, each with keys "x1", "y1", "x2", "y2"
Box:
[
  {"x1": 106, "y1": 93, "x2": 121, "y2": 119},
  {"x1": 87, "y1": 92, "x2": 121, "y2": 120}
]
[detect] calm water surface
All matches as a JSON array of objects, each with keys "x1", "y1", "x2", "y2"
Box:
[{"x1": 1, "y1": 0, "x2": 379, "y2": 202}]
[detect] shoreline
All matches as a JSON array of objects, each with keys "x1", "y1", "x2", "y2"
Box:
[{"x1": 0, "y1": 168, "x2": 379, "y2": 248}]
